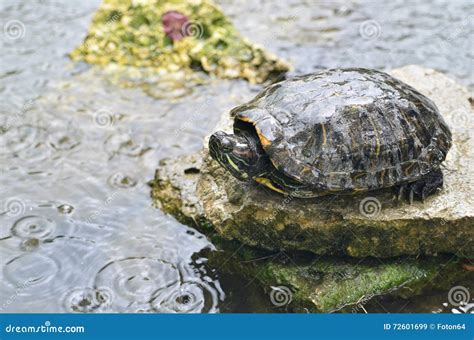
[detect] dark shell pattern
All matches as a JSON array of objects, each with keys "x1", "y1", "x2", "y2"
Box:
[{"x1": 231, "y1": 68, "x2": 452, "y2": 193}]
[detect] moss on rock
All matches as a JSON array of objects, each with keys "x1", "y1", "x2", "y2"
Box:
[
  {"x1": 203, "y1": 239, "x2": 473, "y2": 312},
  {"x1": 70, "y1": 0, "x2": 289, "y2": 83}
]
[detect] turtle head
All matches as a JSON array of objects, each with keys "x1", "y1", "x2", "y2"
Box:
[{"x1": 209, "y1": 131, "x2": 262, "y2": 181}]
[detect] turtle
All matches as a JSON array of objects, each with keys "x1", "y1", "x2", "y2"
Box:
[{"x1": 209, "y1": 68, "x2": 452, "y2": 202}]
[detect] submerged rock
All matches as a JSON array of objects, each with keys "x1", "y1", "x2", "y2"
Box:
[
  {"x1": 152, "y1": 66, "x2": 473, "y2": 258},
  {"x1": 203, "y1": 240, "x2": 473, "y2": 312},
  {"x1": 70, "y1": 0, "x2": 289, "y2": 83}
]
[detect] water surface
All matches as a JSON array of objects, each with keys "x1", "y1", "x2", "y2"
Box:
[{"x1": 1, "y1": 0, "x2": 472, "y2": 313}]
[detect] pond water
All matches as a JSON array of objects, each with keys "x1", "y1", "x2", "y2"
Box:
[{"x1": 0, "y1": 0, "x2": 472, "y2": 313}]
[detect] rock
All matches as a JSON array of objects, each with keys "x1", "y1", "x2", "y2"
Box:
[
  {"x1": 152, "y1": 157, "x2": 473, "y2": 312},
  {"x1": 203, "y1": 240, "x2": 473, "y2": 312},
  {"x1": 151, "y1": 65, "x2": 474, "y2": 311},
  {"x1": 70, "y1": 0, "x2": 289, "y2": 83},
  {"x1": 152, "y1": 65, "x2": 473, "y2": 258}
]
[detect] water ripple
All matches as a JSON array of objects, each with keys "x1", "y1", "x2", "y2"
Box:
[
  {"x1": 11, "y1": 215, "x2": 56, "y2": 240},
  {"x1": 63, "y1": 287, "x2": 113, "y2": 313},
  {"x1": 3, "y1": 253, "x2": 59, "y2": 287},
  {"x1": 0, "y1": 125, "x2": 41, "y2": 155}
]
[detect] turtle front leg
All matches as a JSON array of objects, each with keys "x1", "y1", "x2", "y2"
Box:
[{"x1": 396, "y1": 168, "x2": 444, "y2": 204}]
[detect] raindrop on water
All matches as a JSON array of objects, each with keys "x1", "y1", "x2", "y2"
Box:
[
  {"x1": 20, "y1": 238, "x2": 40, "y2": 251},
  {"x1": 107, "y1": 172, "x2": 137, "y2": 188},
  {"x1": 63, "y1": 287, "x2": 113, "y2": 313},
  {"x1": 58, "y1": 204, "x2": 74, "y2": 214},
  {"x1": 47, "y1": 131, "x2": 81, "y2": 151}
]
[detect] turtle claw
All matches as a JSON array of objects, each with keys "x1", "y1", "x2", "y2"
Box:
[
  {"x1": 421, "y1": 190, "x2": 427, "y2": 203},
  {"x1": 395, "y1": 169, "x2": 443, "y2": 204},
  {"x1": 397, "y1": 186, "x2": 404, "y2": 201}
]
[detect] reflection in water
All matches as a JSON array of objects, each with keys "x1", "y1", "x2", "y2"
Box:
[{"x1": 0, "y1": 0, "x2": 472, "y2": 313}]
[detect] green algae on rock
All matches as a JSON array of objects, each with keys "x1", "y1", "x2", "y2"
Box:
[
  {"x1": 203, "y1": 241, "x2": 473, "y2": 312},
  {"x1": 151, "y1": 66, "x2": 474, "y2": 258},
  {"x1": 70, "y1": 0, "x2": 289, "y2": 83}
]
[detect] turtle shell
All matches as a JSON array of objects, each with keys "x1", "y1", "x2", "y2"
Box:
[{"x1": 231, "y1": 68, "x2": 452, "y2": 192}]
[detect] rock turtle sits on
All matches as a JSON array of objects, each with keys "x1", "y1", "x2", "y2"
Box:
[{"x1": 209, "y1": 68, "x2": 452, "y2": 203}]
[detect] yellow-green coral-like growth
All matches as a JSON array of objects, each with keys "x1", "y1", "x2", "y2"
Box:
[{"x1": 70, "y1": 0, "x2": 289, "y2": 83}]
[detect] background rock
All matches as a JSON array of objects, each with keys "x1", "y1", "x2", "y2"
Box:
[{"x1": 70, "y1": 0, "x2": 289, "y2": 83}]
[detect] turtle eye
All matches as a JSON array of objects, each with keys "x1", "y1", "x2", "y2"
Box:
[{"x1": 220, "y1": 137, "x2": 235, "y2": 152}]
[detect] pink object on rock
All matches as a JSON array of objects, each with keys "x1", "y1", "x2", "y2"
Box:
[{"x1": 162, "y1": 10, "x2": 189, "y2": 41}]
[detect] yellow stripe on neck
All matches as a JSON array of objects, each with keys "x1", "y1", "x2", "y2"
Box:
[
  {"x1": 226, "y1": 154, "x2": 241, "y2": 172},
  {"x1": 255, "y1": 177, "x2": 286, "y2": 194},
  {"x1": 225, "y1": 154, "x2": 248, "y2": 179}
]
